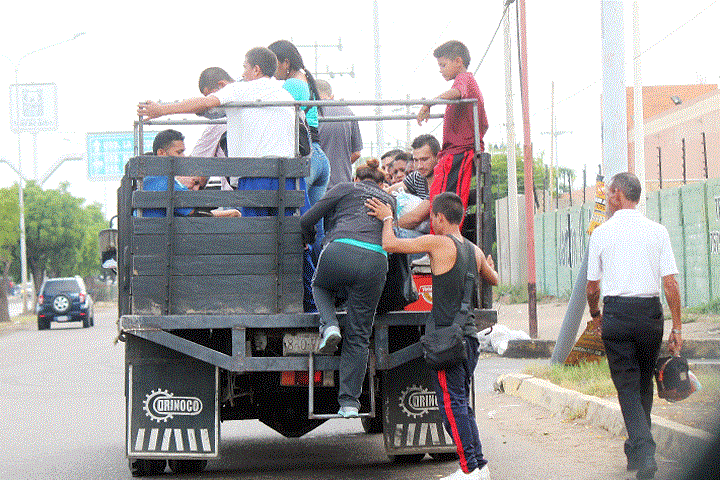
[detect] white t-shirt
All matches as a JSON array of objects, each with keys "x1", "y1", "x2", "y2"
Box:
[
  {"x1": 587, "y1": 208, "x2": 678, "y2": 297},
  {"x1": 211, "y1": 78, "x2": 294, "y2": 158}
]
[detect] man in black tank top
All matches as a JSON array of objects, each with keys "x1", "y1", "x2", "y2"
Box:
[{"x1": 366, "y1": 192, "x2": 498, "y2": 480}]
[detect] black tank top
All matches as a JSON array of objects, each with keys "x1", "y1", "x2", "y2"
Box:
[{"x1": 431, "y1": 235, "x2": 478, "y2": 335}]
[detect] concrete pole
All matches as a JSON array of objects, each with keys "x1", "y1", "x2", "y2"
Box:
[
  {"x1": 552, "y1": 0, "x2": 628, "y2": 363},
  {"x1": 633, "y1": 0, "x2": 646, "y2": 213},
  {"x1": 504, "y1": 2, "x2": 520, "y2": 286},
  {"x1": 518, "y1": 0, "x2": 537, "y2": 338},
  {"x1": 550, "y1": 82, "x2": 555, "y2": 204},
  {"x1": 373, "y1": 0, "x2": 384, "y2": 154}
]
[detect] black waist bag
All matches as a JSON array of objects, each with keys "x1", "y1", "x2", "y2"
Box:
[
  {"x1": 420, "y1": 268, "x2": 475, "y2": 370},
  {"x1": 420, "y1": 323, "x2": 467, "y2": 370}
]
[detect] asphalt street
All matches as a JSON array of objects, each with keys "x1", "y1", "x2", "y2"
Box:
[{"x1": 0, "y1": 305, "x2": 690, "y2": 479}]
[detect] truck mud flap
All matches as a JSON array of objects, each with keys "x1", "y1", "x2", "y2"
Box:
[
  {"x1": 382, "y1": 357, "x2": 456, "y2": 456},
  {"x1": 127, "y1": 353, "x2": 219, "y2": 459}
]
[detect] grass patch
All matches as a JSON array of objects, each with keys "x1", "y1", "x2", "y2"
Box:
[
  {"x1": 0, "y1": 313, "x2": 35, "y2": 332},
  {"x1": 686, "y1": 298, "x2": 720, "y2": 316},
  {"x1": 494, "y1": 284, "x2": 528, "y2": 304},
  {"x1": 524, "y1": 359, "x2": 616, "y2": 398}
]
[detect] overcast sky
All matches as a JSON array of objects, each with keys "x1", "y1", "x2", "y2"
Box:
[{"x1": 0, "y1": 0, "x2": 717, "y2": 218}]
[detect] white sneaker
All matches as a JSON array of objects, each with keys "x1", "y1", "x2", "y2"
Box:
[
  {"x1": 477, "y1": 465, "x2": 491, "y2": 480},
  {"x1": 317, "y1": 326, "x2": 341, "y2": 355},
  {"x1": 439, "y1": 467, "x2": 484, "y2": 480}
]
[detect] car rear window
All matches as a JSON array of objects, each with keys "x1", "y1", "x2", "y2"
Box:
[{"x1": 43, "y1": 279, "x2": 80, "y2": 295}]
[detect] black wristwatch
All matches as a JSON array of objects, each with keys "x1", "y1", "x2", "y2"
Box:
[{"x1": 590, "y1": 310, "x2": 601, "y2": 318}]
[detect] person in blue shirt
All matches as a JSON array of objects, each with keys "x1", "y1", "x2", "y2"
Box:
[{"x1": 141, "y1": 129, "x2": 239, "y2": 218}]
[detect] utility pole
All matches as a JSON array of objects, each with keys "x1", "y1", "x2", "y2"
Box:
[
  {"x1": 633, "y1": 0, "x2": 646, "y2": 213},
  {"x1": 504, "y1": 0, "x2": 520, "y2": 287},
  {"x1": 291, "y1": 37, "x2": 351, "y2": 77},
  {"x1": 518, "y1": 0, "x2": 537, "y2": 338},
  {"x1": 552, "y1": 0, "x2": 629, "y2": 364},
  {"x1": 373, "y1": 0, "x2": 384, "y2": 155}
]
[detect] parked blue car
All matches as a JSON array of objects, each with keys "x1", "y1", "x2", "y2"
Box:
[{"x1": 37, "y1": 276, "x2": 94, "y2": 330}]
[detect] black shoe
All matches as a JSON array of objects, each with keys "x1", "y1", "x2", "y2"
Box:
[{"x1": 636, "y1": 460, "x2": 658, "y2": 479}]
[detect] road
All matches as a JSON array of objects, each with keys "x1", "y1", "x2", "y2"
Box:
[{"x1": 0, "y1": 305, "x2": 690, "y2": 480}]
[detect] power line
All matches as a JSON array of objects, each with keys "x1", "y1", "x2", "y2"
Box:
[{"x1": 537, "y1": 0, "x2": 718, "y2": 115}]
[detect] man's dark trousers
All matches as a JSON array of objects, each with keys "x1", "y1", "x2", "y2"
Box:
[
  {"x1": 602, "y1": 296, "x2": 664, "y2": 469},
  {"x1": 431, "y1": 336, "x2": 487, "y2": 474}
]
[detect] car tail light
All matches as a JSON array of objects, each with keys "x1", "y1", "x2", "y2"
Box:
[
  {"x1": 79, "y1": 293, "x2": 86, "y2": 303},
  {"x1": 38, "y1": 295, "x2": 44, "y2": 305}
]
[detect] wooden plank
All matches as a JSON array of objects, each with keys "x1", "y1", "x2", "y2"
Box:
[
  {"x1": 132, "y1": 233, "x2": 302, "y2": 255},
  {"x1": 126, "y1": 156, "x2": 309, "y2": 178},
  {"x1": 133, "y1": 216, "x2": 301, "y2": 235},
  {"x1": 133, "y1": 254, "x2": 302, "y2": 276},
  {"x1": 132, "y1": 190, "x2": 306, "y2": 209},
  {"x1": 131, "y1": 275, "x2": 303, "y2": 315}
]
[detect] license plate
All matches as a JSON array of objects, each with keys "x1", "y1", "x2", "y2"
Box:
[
  {"x1": 283, "y1": 332, "x2": 322, "y2": 356},
  {"x1": 55, "y1": 315, "x2": 69, "y2": 322}
]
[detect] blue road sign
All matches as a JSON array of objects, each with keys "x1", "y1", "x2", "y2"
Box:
[{"x1": 86, "y1": 131, "x2": 158, "y2": 181}]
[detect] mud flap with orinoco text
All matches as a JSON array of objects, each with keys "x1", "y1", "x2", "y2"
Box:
[
  {"x1": 383, "y1": 357, "x2": 456, "y2": 456},
  {"x1": 127, "y1": 354, "x2": 218, "y2": 459}
]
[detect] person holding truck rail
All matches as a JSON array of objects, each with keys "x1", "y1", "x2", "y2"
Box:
[
  {"x1": 365, "y1": 192, "x2": 498, "y2": 480},
  {"x1": 137, "y1": 46, "x2": 309, "y2": 217},
  {"x1": 300, "y1": 158, "x2": 395, "y2": 418}
]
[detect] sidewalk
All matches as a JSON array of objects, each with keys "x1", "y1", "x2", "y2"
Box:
[{"x1": 487, "y1": 299, "x2": 719, "y2": 471}]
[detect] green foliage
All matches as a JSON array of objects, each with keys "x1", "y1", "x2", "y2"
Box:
[
  {"x1": 686, "y1": 298, "x2": 720, "y2": 316},
  {"x1": 0, "y1": 186, "x2": 20, "y2": 268},
  {"x1": 524, "y1": 359, "x2": 616, "y2": 398},
  {"x1": 12, "y1": 181, "x2": 106, "y2": 287},
  {"x1": 494, "y1": 283, "x2": 528, "y2": 304}
]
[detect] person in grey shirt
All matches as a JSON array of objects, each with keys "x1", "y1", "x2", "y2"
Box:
[{"x1": 316, "y1": 79, "x2": 363, "y2": 189}]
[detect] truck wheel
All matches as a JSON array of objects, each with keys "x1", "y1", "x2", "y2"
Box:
[
  {"x1": 168, "y1": 459, "x2": 207, "y2": 474},
  {"x1": 82, "y1": 316, "x2": 90, "y2": 328},
  {"x1": 430, "y1": 452, "x2": 459, "y2": 462},
  {"x1": 388, "y1": 453, "x2": 425, "y2": 464},
  {"x1": 129, "y1": 458, "x2": 166, "y2": 477},
  {"x1": 37, "y1": 318, "x2": 49, "y2": 331},
  {"x1": 361, "y1": 415, "x2": 383, "y2": 434}
]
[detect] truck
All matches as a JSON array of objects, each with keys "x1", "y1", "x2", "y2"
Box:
[{"x1": 110, "y1": 98, "x2": 496, "y2": 476}]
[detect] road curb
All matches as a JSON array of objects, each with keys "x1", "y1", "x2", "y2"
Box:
[
  {"x1": 501, "y1": 339, "x2": 720, "y2": 359},
  {"x1": 495, "y1": 373, "x2": 714, "y2": 461}
]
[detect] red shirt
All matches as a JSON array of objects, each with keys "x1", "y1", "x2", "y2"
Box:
[{"x1": 441, "y1": 72, "x2": 488, "y2": 156}]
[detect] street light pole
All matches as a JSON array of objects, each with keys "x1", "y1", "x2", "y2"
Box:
[{"x1": 3, "y1": 31, "x2": 85, "y2": 313}]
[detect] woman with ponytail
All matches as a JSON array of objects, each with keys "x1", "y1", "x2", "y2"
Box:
[
  {"x1": 300, "y1": 159, "x2": 395, "y2": 417},
  {"x1": 268, "y1": 40, "x2": 331, "y2": 213}
]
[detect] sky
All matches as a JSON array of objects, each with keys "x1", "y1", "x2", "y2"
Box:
[{"x1": 0, "y1": 0, "x2": 717, "y2": 219}]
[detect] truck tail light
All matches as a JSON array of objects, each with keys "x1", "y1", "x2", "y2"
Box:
[
  {"x1": 38, "y1": 295, "x2": 44, "y2": 305},
  {"x1": 280, "y1": 371, "x2": 330, "y2": 386},
  {"x1": 79, "y1": 293, "x2": 86, "y2": 304}
]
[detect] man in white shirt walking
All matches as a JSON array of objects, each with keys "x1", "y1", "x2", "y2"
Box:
[{"x1": 586, "y1": 172, "x2": 682, "y2": 479}]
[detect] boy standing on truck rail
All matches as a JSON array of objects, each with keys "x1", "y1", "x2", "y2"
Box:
[
  {"x1": 365, "y1": 192, "x2": 498, "y2": 480},
  {"x1": 401, "y1": 40, "x2": 489, "y2": 232},
  {"x1": 137, "y1": 47, "x2": 309, "y2": 217}
]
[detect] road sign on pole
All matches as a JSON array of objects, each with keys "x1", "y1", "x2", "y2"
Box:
[
  {"x1": 86, "y1": 131, "x2": 158, "y2": 181},
  {"x1": 9, "y1": 83, "x2": 58, "y2": 133}
]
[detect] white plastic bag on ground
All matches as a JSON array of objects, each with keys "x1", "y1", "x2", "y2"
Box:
[{"x1": 477, "y1": 325, "x2": 531, "y2": 355}]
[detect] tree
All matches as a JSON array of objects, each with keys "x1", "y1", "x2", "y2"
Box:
[
  {"x1": 0, "y1": 186, "x2": 20, "y2": 323},
  {"x1": 20, "y1": 182, "x2": 99, "y2": 291}
]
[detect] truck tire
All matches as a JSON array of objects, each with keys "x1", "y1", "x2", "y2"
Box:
[
  {"x1": 168, "y1": 459, "x2": 207, "y2": 474},
  {"x1": 37, "y1": 318, "x2": 50, "y2": 331},
  {"x1": 82, "y1": 316, "x2": 90, "y2": 328},
  {"x1": 361, "y1": 415, "x2": 383, "y2": 434},
  {"x1": 388, "y1": 453, "x2": 425, "y2": 464},
  {"x1": 430, "y1": 452, "x2": 459, "y2": 462},
  {"x1": 129, "y1": 458, "x2": 166, "y2": 477}
]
